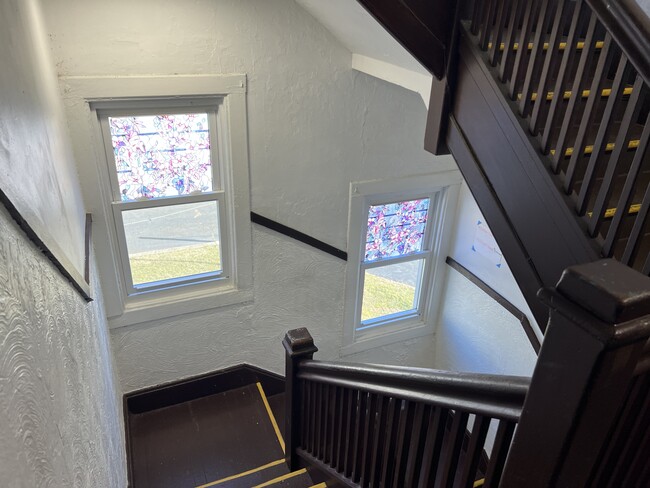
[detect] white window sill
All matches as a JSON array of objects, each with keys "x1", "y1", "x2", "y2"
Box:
[
  {"x1": 107, "y1": 282, "x2": 253, "y2": 329},
  {"x1": 340, "y1": 321, "x2": 435, "y2": 356}
]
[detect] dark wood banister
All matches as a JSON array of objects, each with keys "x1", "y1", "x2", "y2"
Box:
[
  {"x1": 296, "y1": 360, "x2": 530, "y2": 421},
  {"x1": 586, "y1": 0, "x2": 650, "y2": 85}
]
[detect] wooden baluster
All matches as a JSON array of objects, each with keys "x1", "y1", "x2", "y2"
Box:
[
  {"x1": 479, "y1": 0, "x2": 498, "y2": 51},
  {"x1": 471, "y1": 0, "x2": 486, "y2": 35},
  {"x1": 550, "y1": 15, "x2": 603, "y2": 173},
  {"x1": 438, "y1": 411, "x2": 471, "y2": 488},
  {"x1": 541, "y1": 0, "x2": 588, "y2": 154},
  {"x1": 355, "y1": 391, "x2": 371, "y2": 484},
  {"x1": 378, "y1": 397, "x2": 398, "y2": 487},
  {"x1": 622, "y1": 179, "x2": 650, "y2": 269},
  {"x1": 604, "y1": 110, "x2": 650, "y2": 257},
  {"x1": 283, "y1": 328, "x2": 318, "y2": 470},
  {"x1": 564, "y1": 34, "x2": 616, "y2": 193},
  {"x1": 369, "y1": 396, "x2": 387, "y2": 488},
  {"x1": 321, "y1": 383, "x2": 330, "y2": 461},
  {"x1": 518, "y1": 0, "x2": 552, "y2": 118},
  {"x1": 508, "y1": 1, "x2": 540, "y2": 100},
  {"x1": 589, "y1": 75, "x2": 645, "y2": 237},
  {"x1": 390, "y1": 400, "x2": 411, "y2": 488},
  {"x1": 417, "y1": 407, "x2": 449, "y2": 488},
  {"x1": 333, "y1": 387, "x2": 344, "y2": 471},
  {"x1": 457, "y1": 415, "x2": 492, "y2": 488},
  {"x1": 328, "y1": 386, "x2": 338, "y2": 466},
  {"x1": 343, "y1": 389, "x2": 355, "y2": 477},
  {"x1": 577, "y1": 55, "x2": 631, "y2": 215},
  {"x1": 484, "y1": 420, "x2": 516, "y2": 487},
  {"x1": 488, "y1": 0, "x2": 510, "y2": 66},
  {"x1": 315, "y1": 383, "x2": 323, "y2": 459},
  {"x1": 301, "y1": 379, "x2": 309, "y2": 449},
  {"x1": 499, "y1": 0, "x2": 524, "y2": 82},
  {"x1": 529, "y1": 0, "x2": 571, "y2": 134},
  {"x1": 403, "y1": 403, "x2": 426, "y2": 487}
]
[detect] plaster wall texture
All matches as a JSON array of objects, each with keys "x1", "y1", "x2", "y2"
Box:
[
  {"x1": 0, "y1": 208, "x2": 127, "y2": 486},
  {"x1": 43, "y1": 0, "x2": 455, "y2": 391},
  {"x1": 0, "y1": 0, "x2": 87, "y2": 278},
  {"x1": 0, "y1": 2, "x2": 126, "y2": 484},
  {"x1": 433, "y1": 183, "x2": 539, "y2": 375}
]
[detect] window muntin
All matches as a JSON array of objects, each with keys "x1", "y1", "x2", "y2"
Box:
[
  {"x1": 99, "y1": 104, "x2": 230, "y2": 295},
  {"x1": 358, "y1": 196, "x2": 435, "y2": 328}
]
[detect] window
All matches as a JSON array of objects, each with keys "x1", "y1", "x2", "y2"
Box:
[
  {"x1": 342, "y1": 171, "x2": 461, "y2": 354},
  {"x1": 98, "y1": 106, "x2": 230, "y2": 295},
  {"x1": 65, "y1": 75, "x2": 253, "y2": 328}
]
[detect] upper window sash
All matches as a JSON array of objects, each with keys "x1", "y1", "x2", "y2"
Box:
[
  {"x1": 361, "y1": 192, "x2": 439, "y2": 264},
  {"x1": 97, "y1": 103, "x2": 223, "y2": 203}
]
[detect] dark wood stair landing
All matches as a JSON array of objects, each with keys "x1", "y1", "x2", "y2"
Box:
[{"x1": 127, "y1": 382, "x2": 314, "y2": 488}]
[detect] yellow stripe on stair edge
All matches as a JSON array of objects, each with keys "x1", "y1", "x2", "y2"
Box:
[
  {"x1": 196, "y1": 459, "x2": 286, "y2": 488},
  {"x1": 251, "y1": 468, "x2": 308, "y2": 488},
  {"x1": 257, "y1": 382, "x2": 286, "y2": 454}
]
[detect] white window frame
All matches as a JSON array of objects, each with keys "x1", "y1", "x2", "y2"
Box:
[
  {"x1": 341, "y1": 171, "x2": 462, "y2": 355},
  {"x1": 96, "y1": 101, "x2": 231, "y2": 296},
  {"x1": 61, "y1": 75, "x2": 253, "y2": 329}
]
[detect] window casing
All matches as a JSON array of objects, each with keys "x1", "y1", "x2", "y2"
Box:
[
  {"x1": 342, "y1": 171, "x2": 461, "y2": 355},
  {"x1": 64, "y1": 75, "x2": 253, "y2": 328}
]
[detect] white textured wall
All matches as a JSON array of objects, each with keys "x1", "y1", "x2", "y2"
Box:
[
  {"x1": 44, "y1": 0, "x2": 456, "y2": 391},
  {"x1": 0, "y1": 0, "x2": 87, "y2": 280},
  {"x1": 0, "y1": 2, "x2": 126, "y2": 484},
  {"x1": 433, "y1": 183, "x2": 538, "y2": 376},
  {"x1": 0, "y1": 208, "x2": 127, "y2": 487}
]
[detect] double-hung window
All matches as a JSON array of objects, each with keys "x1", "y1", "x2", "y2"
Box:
[
  {"x1": 65, "y1": 74, "x2": 253, "y2": 328},
  {"x1": 97, "y1": 103, "x2": 230, "y2": 295},
  {"x1": 342, "y1": 171, "x2": 461, "y2": 354}
]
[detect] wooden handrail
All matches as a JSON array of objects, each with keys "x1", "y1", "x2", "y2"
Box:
[
  {"x1": 586, "y1": 0, "x2": 650, "y2": 85},
  {"x1": 297, "y1": 360, "x2": 529, "y2": 421}
]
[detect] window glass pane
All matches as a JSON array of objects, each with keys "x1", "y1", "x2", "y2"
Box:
[
  {"x1": 109, "y1": 113, "x2": 213, "y2": 201},
  {"x1": 361, "y1": 259, "x2": 424, "y2": 323},
  {"x1": 122, "y1": 201, "x2": 221, "y2": 287},
  {"x1": 365, "y1": 198, "x2": 430, "y2": 262}
]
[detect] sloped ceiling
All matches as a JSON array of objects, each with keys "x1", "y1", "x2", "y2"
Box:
[{"x1": 295, "y1": 0, "x2": 432, "y2": 105}]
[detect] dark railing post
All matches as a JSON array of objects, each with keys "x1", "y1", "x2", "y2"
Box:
[
  {"x1": 501, "y1": 259, "x2": 650, "y2": 487},
  {"x1": 283, "y1": 328, "x2": 318, "y2": 471}
]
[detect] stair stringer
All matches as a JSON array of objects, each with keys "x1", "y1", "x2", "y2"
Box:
[{"x1": 445, "y1": 28, "x2": 600, "y2": 329}]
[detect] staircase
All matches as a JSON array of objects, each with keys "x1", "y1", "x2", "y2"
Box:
[
  {"x1": 123, "y1": 3, "x2": 650, "y2": 487},
  {"x1": 358, "y1": 0, "x2": 650, "y2": 328},
  {"x1": 451, "y1": 0, "x2": 650, "y2": 327}
]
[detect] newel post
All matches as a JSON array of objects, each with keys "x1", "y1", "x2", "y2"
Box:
[
  {"x1": 283, "y1": 328, "x2": 318, "y2": 471},
  {"x1": 501, "y1": 259, "x2": 650, "y2": 487}
]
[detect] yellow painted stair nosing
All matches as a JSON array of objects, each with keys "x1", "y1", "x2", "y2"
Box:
[
  {"x1": 488, "y1": 40, "x2": 604, "y2": 52},
  {"x1": 550, "y1": 139, "x2": 640, "y2": 158}
]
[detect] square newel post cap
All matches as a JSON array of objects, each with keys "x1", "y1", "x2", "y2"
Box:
[
  {"x1": 283, "y1": 328, "x2": 319, "y2": 357},
  {"x1": 551, "y1": 259, "x2": 650, "y2": 324}
]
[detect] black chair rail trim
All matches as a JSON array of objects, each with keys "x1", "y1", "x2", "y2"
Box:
[{"x1": 251, "y1": 212, "x2": 348, "y2": 261}]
